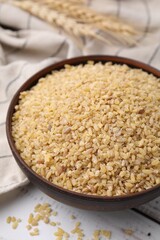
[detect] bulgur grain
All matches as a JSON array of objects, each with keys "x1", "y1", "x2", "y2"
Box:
[
  {"x1": 123, "y1": 228, "x2": 134, "y2": 236},
  {"x1": 54, "y1": 227, "x2": 69, "y2": 240},
  {"x1": 11, "y1": 217, "x2": 16, "y2": 222},
  {"x1": 52, "y1": 211, "x2": 58, "y2": 216},
  {"x1": 12, "y1": 221, "x2": 18, "y2": 229},
  {"x1": 50, "y1": 221, "x2": 57, "y2": 226},
  {"x1": 93, "y1": 230, "x2": 100, "y2": 240},
  {"x1": 6, "y1": 216, "x2": 11, "y2": 224},
  {"x1": 44, "y1": 217, "x2": 50, "y2": 224},
  {"x1": 30, "y1": 228, "x2": 39, "y2": 236},
  {"x1": 26, "y1": 224, "x2": 32, "y2": 230},
  {"x1": 12, "y1": 62, "x2": 160, "y2": 196},
  {"x1": 70, "y1": 214, "x2": 76, "y2": 219},
  {"x1": 101, "y1": 230, "x2": 111, "y2": 239}
]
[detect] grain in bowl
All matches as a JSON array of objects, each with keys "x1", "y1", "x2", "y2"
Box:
[{"x1": 12, "y1": 61, "x2": 160, "y2": 197}]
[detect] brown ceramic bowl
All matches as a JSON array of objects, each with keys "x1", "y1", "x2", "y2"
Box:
[{"x1": 6, "y1": 55, "x2": 160, "y2": 211}]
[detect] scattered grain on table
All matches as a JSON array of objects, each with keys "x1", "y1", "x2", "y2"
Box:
[
  {"x1": 5, "y1": 202, "x2": 113, "y2": 239},
  {"x1": 71, "y1": 221, "x2": 84, "y2": 239},
  {"x1": 6, "y1": 216, "x2": 22, "y2": 229},
  {"x1": 54, "y1": 227, "x2": 70, "y2": 240},
  {"x1": 93, "y1": 229, "x2": 111, "y2": 240}
]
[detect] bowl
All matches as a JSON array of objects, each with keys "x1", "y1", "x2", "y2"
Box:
[{"x1": 6, "y1": 55, "x2": 160, "y2": 211}]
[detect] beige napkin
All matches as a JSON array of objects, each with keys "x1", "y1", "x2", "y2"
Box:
[{"x1": 0, "y1": 0, "x2": 160, "y2": 194}]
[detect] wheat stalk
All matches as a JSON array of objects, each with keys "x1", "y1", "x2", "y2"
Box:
[
  {"x1": 12, "y1": 0, "x2": 112, "y2": 45},
  {"x1": 11, "y1": 0, "x2": 138, "y2": 46},
  {"x1": 37, "y1": 0, "x2": 136, "y2": 35}
]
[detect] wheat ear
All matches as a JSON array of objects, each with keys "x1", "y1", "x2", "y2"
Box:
[
  {"x1": 12, "y1": 0, "x2": 113, "y2": 45},
  {"x1": 35, "y1": 0, "x2": 138, "y2": 45},
  {"x1": 38, "y1": 0, "x2": 136, "y2": 34}
]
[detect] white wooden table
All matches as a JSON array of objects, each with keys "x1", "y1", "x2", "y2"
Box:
[{"x1": 0, "y1": 183, "x2": 159, "y2": 240}]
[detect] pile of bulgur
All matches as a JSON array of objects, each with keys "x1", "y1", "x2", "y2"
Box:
[{"x1": 12, "y1": 61, "x2": 160, "y2": 196}]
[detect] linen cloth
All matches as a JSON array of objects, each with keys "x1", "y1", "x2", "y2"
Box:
[{"x1": 0, "y1": 0, "x2": 160, "y2": 194}]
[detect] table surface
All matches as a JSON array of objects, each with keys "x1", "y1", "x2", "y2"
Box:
[{"x1": 0, "y1": 183, "x2": 159, "y2": 240}]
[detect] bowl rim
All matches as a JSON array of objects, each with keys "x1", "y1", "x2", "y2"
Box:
[{"x1": 6, "y1": 55, "x2": 160, "y2": 202}]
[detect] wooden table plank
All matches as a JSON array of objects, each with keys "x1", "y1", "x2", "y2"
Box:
[{"x1": 135, "y1": 197, "x2": 160, "y2": 223}]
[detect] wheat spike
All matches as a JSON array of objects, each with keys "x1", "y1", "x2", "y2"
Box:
[
  {"x1": 34, "y1": 0, "x2": 138, "y2": 45},
  {"x1": 37, "y1": 0, "x2": 137, "y2": 34},
  {"x1": 12, "y1": 0, "x2": 112, "y2": 45}
]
